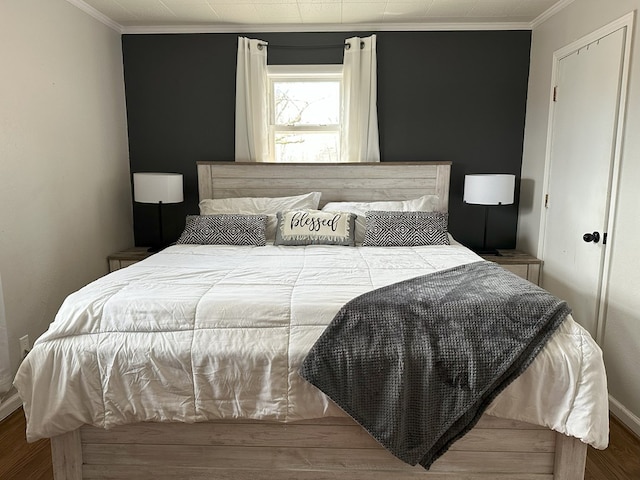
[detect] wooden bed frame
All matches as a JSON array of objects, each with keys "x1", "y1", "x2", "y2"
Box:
[{"x1": 49, "y1": 161, "x2": 588, "y2": 479}]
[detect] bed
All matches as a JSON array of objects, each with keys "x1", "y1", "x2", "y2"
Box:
[{"x1": 14, "y1": 162, "x2": 608, "y2": 480}]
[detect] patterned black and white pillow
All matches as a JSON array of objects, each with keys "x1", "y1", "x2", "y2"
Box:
[
  {"x1": 176, "y1": 214, "x2": 267, "y2": 246},
  {"x1": 362, "y1": 211, "x2": 450, "y2": 247}
]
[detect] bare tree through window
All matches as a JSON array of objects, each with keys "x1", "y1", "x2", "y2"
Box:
[{"x1": 269, "y1": 66, "x2": 342, "y2": 163}]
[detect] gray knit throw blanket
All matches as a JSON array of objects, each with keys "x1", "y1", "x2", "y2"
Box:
[{"x1": 299, "y1": 260, "x2": 570, "y2": 469}]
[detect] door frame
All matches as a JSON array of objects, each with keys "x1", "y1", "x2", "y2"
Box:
[{"x1": 537, "y1": 11, "x2": 635, "y2": 344}]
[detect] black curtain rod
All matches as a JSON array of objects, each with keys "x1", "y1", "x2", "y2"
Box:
[{"x1": 256, "y1": 42, "x2": 364, "y2": 50}]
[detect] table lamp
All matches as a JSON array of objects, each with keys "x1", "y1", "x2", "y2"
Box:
[
  {"x1": 463, "y1": 174, "x2": 515, "y2": 255},
  {"x1": 133, "y1": 172, "x2": 184, "y2": 252}
]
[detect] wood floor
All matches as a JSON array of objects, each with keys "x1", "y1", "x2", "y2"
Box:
[
  {"x1": 585, "y1": 415, "x2": 640, "y2": 480},
  {"x1": 0, "y1": 409, "x2": 52, "y2": 480},
  {"x1": 1, "y1": 408, "x2": 638, "y2": 480}
]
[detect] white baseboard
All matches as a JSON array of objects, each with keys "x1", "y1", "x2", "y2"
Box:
[
  {"x1": 609, "y1": 394, "x2": 640, "y2": 438},
  {"x1": 0, "y1": 388, "x2": 22, "y2": 422}
]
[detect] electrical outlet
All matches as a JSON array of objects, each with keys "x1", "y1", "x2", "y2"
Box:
[{"x1": 19, "y1": 335, "x2": 30, "y2": 356}]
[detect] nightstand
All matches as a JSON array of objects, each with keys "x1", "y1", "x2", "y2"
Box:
[
  {"x1": 480, "y1": 250, "x2": 542, "y2": 285},
  {"x1": 108, "y1": 247, "x2": 154, "y2": 272}
]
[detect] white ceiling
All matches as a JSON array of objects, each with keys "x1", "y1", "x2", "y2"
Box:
[{"x1": 70, "y1": 0, "x2": 573, "y2": 32}]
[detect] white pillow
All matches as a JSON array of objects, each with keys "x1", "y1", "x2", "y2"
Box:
[
  {"x1": 199, "y1": 191, "x2": 322, "y2": 241},
  {"x1": 322, "y1": 195, "x2": 441, "y2": 244}
]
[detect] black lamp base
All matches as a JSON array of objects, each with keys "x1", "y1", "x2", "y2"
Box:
[
  {"x1": 473, "y1": 248, "x2": 502, "y2": 256},
  {"x1": 147, "y1": 243, "x2": 176, "y2": 253},
  {"x1": 474, "y1": 205, "x2": 503, "y2": 256},
  {"x1": 147, "y1": 201, "x2": 167, "y2": 254}
]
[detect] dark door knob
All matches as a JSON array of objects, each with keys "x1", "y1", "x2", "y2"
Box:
[{"x1": 583, "y1": 232, "x2": 601, "y2": 243}]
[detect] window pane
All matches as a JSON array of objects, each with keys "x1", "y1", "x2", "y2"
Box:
[
  {"x1": 274, "y1": 82, "x2": 339, "y2": 126},
  {"x1": 275, "y1": 132, "x2": 339, "y2": 163}
]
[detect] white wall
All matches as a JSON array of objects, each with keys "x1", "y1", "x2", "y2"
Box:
[
  {"x1": 0, "y1": 0, "x2": 132, "y2": 398},
  {"x1": 0, "y1": 274, "x2": 10, "y2": 395},
  {"x1": 519, "y1": 0, "x2": 640, "y2": 434}
]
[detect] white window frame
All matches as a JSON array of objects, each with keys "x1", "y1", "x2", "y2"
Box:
[{"x1": 267, "y1": 64, "x2": 343, "y2": 163}]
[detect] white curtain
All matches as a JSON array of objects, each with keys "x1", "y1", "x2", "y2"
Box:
[
  {"x1": 235, "y1": 37, "x2": 269, "y2": 162},
  {"x1": 341, "y1": 35, "x2": 380, "y2": 163},
  {"x1": 0, "y1": 273, "x2": 11, "y2": 395}
]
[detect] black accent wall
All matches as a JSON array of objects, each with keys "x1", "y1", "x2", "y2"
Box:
[{"x1": 122, "y1": 30, "x2": 531, "y2": 250}]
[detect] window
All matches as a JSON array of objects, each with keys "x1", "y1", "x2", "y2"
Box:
[{"x1": 267, "y1": 65, "x2": 343, "y2": 163}]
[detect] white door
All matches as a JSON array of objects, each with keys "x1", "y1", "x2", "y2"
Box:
[{"x1": 541, "y1": 28, "x2": 626, "y2": 338}]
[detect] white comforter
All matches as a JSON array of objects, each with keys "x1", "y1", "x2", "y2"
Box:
[{"x1": 14, "y1": 244, "x2": 609, "y2": 447}]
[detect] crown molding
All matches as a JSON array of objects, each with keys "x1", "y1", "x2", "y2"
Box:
[
  {"x1": 64, "y1": 0, "x2": 123, "y2": 33},
  {"x1": 530, "y1": 0, "x2": 576, "y2": 28},
  {"x1": 64, "y1": 0, "x2": 574, "y2": 35},
  {"x1": 121, "y1": 21, "x2": 532, "y2": 35}
]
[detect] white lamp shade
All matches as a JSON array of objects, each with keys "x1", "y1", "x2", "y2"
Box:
[
  {"x1": 463, "y1": 174, "x2": 515, "y2": 206},
  {"x1": 133, "y1": 173, "x2": 184, "y2": 204}
]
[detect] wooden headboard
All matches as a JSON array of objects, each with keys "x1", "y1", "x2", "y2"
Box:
[{"x1": 196, "y1": 162, "x2": 451, "y2": 210}]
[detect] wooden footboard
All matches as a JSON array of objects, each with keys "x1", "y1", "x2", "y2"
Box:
[{"x1": 50, "y1": 414, "x2": 586, "y2": 480}]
